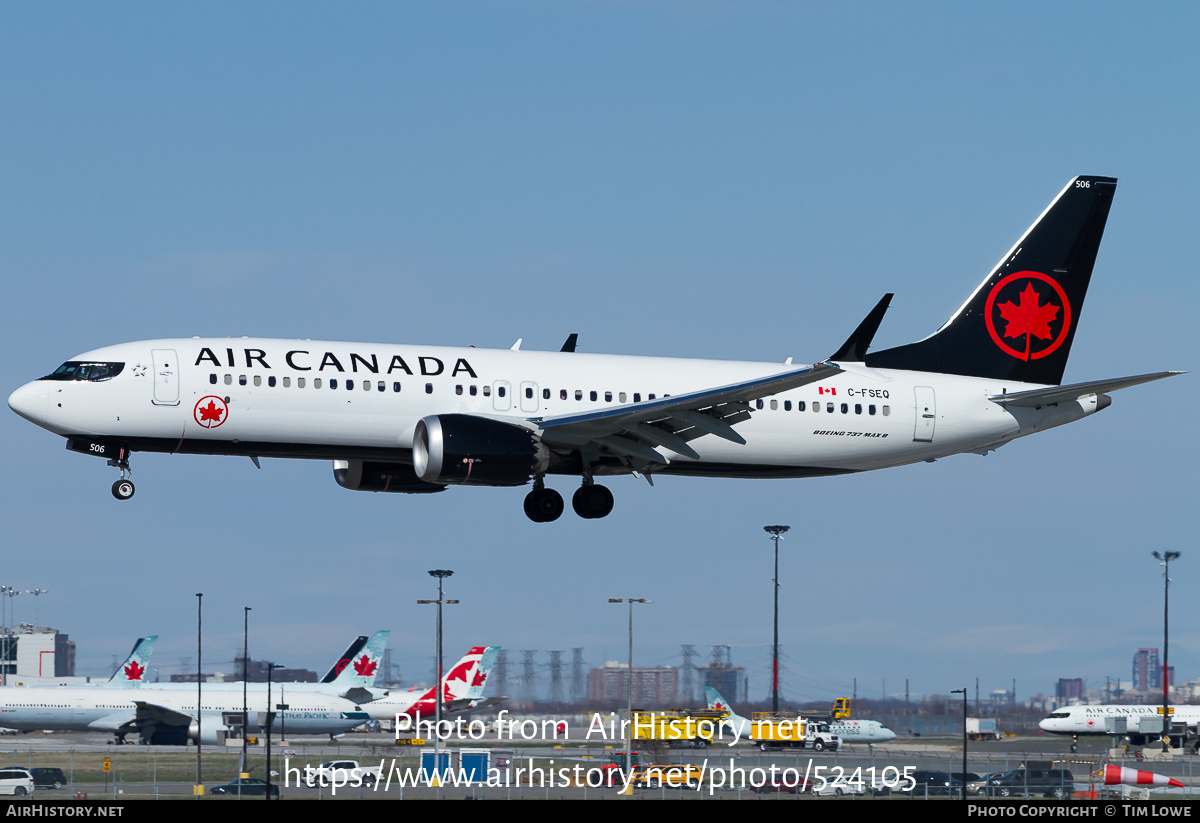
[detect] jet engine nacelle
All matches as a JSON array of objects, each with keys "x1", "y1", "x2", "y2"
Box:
[
  {"x1": 332, "y1": 459, "x2": 446, "y2": 494},
  {"x1": 188, "y1": 720, "x2": 226, "y2": 746},
  {"x1": 413, "y1": 414, "x2": 547, "y2": 487}
]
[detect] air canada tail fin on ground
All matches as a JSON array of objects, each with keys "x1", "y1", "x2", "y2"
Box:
[
  {"x1": 108, "y1": 635, "x2": 157, "y2": 687},
  {"x1": 867, "y1": 176, "x2": 1118, "y2": 385}
]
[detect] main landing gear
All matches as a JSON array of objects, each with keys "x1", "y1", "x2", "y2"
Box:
[
  {"x1": 523, "y1": 478, "x2": 615, "y2": 522},
  {"x1": 523, "y1": 481, "x2": 564, "y2": 523},
  {"x1": 108, "y1": 451, "x2": 135, "y2": 500},
  {"x1": 572, "y1": 483, "x2": 614, "y2": 519}
]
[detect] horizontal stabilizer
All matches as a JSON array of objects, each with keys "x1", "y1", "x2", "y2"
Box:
[
  {"x1": 989, "y1": 371, "x2": 1184, "y2": 407},
  {"x1": 830, "y1": 294, "x2": 892, "y2": 362}
]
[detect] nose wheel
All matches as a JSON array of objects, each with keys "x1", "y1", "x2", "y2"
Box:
[{"x1": 107, "y1": 451, "x2": 135, "y2": 500}]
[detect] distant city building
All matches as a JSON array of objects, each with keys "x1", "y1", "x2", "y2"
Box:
[
  {"x1": 698, "y1": 664, "x2": 745, "y2": 702},
  {"x1": 588, "y1": 662, "x2": 678, "y2": 704},
  {"x1": 1055, "y1": 678, "x2": 1085, "y2": 703},
  {"x1": 170, "y1": 655, "x2": 316, "y2": 684},
  {"x1": 0, "y1": 627, "x2": 74, "y2": 683},
  {"x1": 1133, "y1": 648, "x2": 1160, "y2": 692}
]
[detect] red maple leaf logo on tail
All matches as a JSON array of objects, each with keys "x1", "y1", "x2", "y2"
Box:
[
  {"x1": 353, "y1": 655, "x2": 377, "y2": 677},
  {"x1": 997, "y1": 283, "x2": 1060, "y2": 357},
  {"x1": 984, "y1": 271, "x2": 1072, "y2": 361},
  {"x1": 124, "y1": 661, "x2": 145, "y2": 680}
]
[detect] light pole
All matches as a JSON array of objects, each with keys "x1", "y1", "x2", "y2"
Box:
[
  {"x1": 265, "y1": 663, "x2": 282, "y2": 802},
  {"x1": 195, "y1": 592, "x2": 203, "y2": 796},
  {"x1": 1153, "y1": 551, "x2": 1180, "y2": 752},
  {"x1": 952, "y1": 688, "x2": 967, "y2": 801},
  {"x1": 241, "y1": 606, "x2": 251, "y2": 798},
  {"x1": 609, "y1": 598, "x2": 651, "y2": 780},
  {"x1": 764, "y1": 525, "x2": 789, "y2": 712},
  {"x1": 24, "y1": 589, "x2": 47, "y2": 630},
  {"x1": 418, "y1": 570, "x2": 458, "y2": 783}
]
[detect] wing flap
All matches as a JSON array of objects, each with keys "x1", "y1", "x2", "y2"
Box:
[
  {"x1": 534, "y1": 362, "x2": 840, "y2": 456},
  {"x1": 133, "y1": 701, "x2": 193, "y2": 728}
]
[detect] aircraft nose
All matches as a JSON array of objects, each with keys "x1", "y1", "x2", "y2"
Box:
[
  {"x1": 880, "y1": 729, "x2": 897, "y2": 742},
  {"x1": 8, "y1": 381, "x2": 48, "y2": 426}
]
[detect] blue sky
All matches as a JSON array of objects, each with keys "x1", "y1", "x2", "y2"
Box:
[{"x1": 2, "y1": 2, "x2": 1195, "y2": 703}]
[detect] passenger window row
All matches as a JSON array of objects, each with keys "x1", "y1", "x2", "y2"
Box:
[
  {"x1": 209, "y1": 374, "x2": 667, "y2": 404},
  {"x1": 754, "y1": 398, "x2": 890, "y2": 416}
]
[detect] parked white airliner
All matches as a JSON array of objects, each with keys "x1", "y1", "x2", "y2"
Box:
[
  {"x1": 0, "y1": 685, "x2": 368, "y2": 745},
  {"x1": 8, "y1": 176, "x2": 1181, "y2": 520}
]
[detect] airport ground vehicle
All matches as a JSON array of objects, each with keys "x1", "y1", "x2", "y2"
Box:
[
  {"x1": 0, "y1": 768, "x2": 33, "y2": 796},
  {"x1": 30, "y1": 768, "x2": 66, "y2": 789},
  {"x1": 966, "y1": 718, "x2": 1002, "y2": 740},
  {"x1": 302, "y1": 759, "x2": 384, "y2": 788},
  {"x1": 209, "y1": 778, "x2": 280, "y2": 797},
  {"x1": 750, "y1": 711, "x2": 840, "y2": 751}
]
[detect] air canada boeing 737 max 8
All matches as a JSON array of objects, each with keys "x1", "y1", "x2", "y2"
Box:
[{"x1": 7, "y1": 176, "x2": 1182, "y2": 521}]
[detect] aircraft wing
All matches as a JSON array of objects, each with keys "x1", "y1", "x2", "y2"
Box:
[
  {"x1": 989, "y1": 371, "x2": 1184, "y2": 408},
  {"x1": 132, "y1": 701, "x2": 193, "y2": 729},
  {"x1": 531, "y1": 362, "x2": 841, "y2": 464}
]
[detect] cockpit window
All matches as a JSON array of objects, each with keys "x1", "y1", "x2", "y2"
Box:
[{"x1": 42, "y1": 362, "x2": 124, "y2": 382}]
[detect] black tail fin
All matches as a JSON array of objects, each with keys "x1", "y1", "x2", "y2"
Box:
[{"x1": 866, "y1": 176, "x2": 1117, "y2": 385}]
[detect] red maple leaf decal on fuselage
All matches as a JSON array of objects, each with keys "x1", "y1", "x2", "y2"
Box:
[
  {"x1": 124, "y1": 660, "x2": 145, "y2": 680},
  {"x1": 197, "y1": 400, "x2": 224, "y2": 423},
  {"x1": 353, "y1": 655, "x2": 377, "y2": 677}
]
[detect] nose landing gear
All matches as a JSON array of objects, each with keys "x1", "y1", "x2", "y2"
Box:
[{"x1": 108, "y1": 451, "x2": 135, "y2": 500}]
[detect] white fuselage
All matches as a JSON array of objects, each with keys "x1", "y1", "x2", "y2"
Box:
[
  {"x1": 7, "y1": 338, "x2": 1103, "y2": 477},
  {"x1": 0, "y1": 685, "x2": 367, "y2": 736},
  {"x1": 829, "y1": 718, "x2": 897, "y2": 744},
  {"x1": 1040, "y1": 704, "x2": 1200, "y2": 736}
]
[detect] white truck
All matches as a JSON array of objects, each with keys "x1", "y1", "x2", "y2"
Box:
[
  {"x1": 751, "y1": 712, "x2": 841, "y2": 751},
  {"x1": 966, "y1": 718, "x2": 1002, "y2": 741}
]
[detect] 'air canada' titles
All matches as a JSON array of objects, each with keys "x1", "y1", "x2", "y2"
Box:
[{"x1": 194, "y1": 347, "x2": 478, "y2": 378}]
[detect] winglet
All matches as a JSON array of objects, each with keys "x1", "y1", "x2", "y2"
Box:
[
  {"x1": 830, "y1": 294, "x2": 892, "y2": 362},
  {"x1": 560, "y1": 333, "x2": 578, "y2": 353}
]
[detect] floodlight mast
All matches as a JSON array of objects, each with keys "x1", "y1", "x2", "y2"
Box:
[
  {"x1": 420, "y1": 570, "x2": 457, "y2": 787},
  {"x1": 1152, "y1": 551, "x2": 1181, "y2": 752},
  {"x1": 764, "y1": 525, "x2": 790, "y2": 713},
  {"x1": 609, "y1": 598, "x2": 651, "y2": 785}
]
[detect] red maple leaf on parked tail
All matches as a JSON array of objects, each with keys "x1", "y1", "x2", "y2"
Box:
[
  {"x1": 124, "y1": 660, "x2": 145, "y2": 680},
  {"x1": 353, "y1": 655, "x2": 377, "y2": 677}
]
